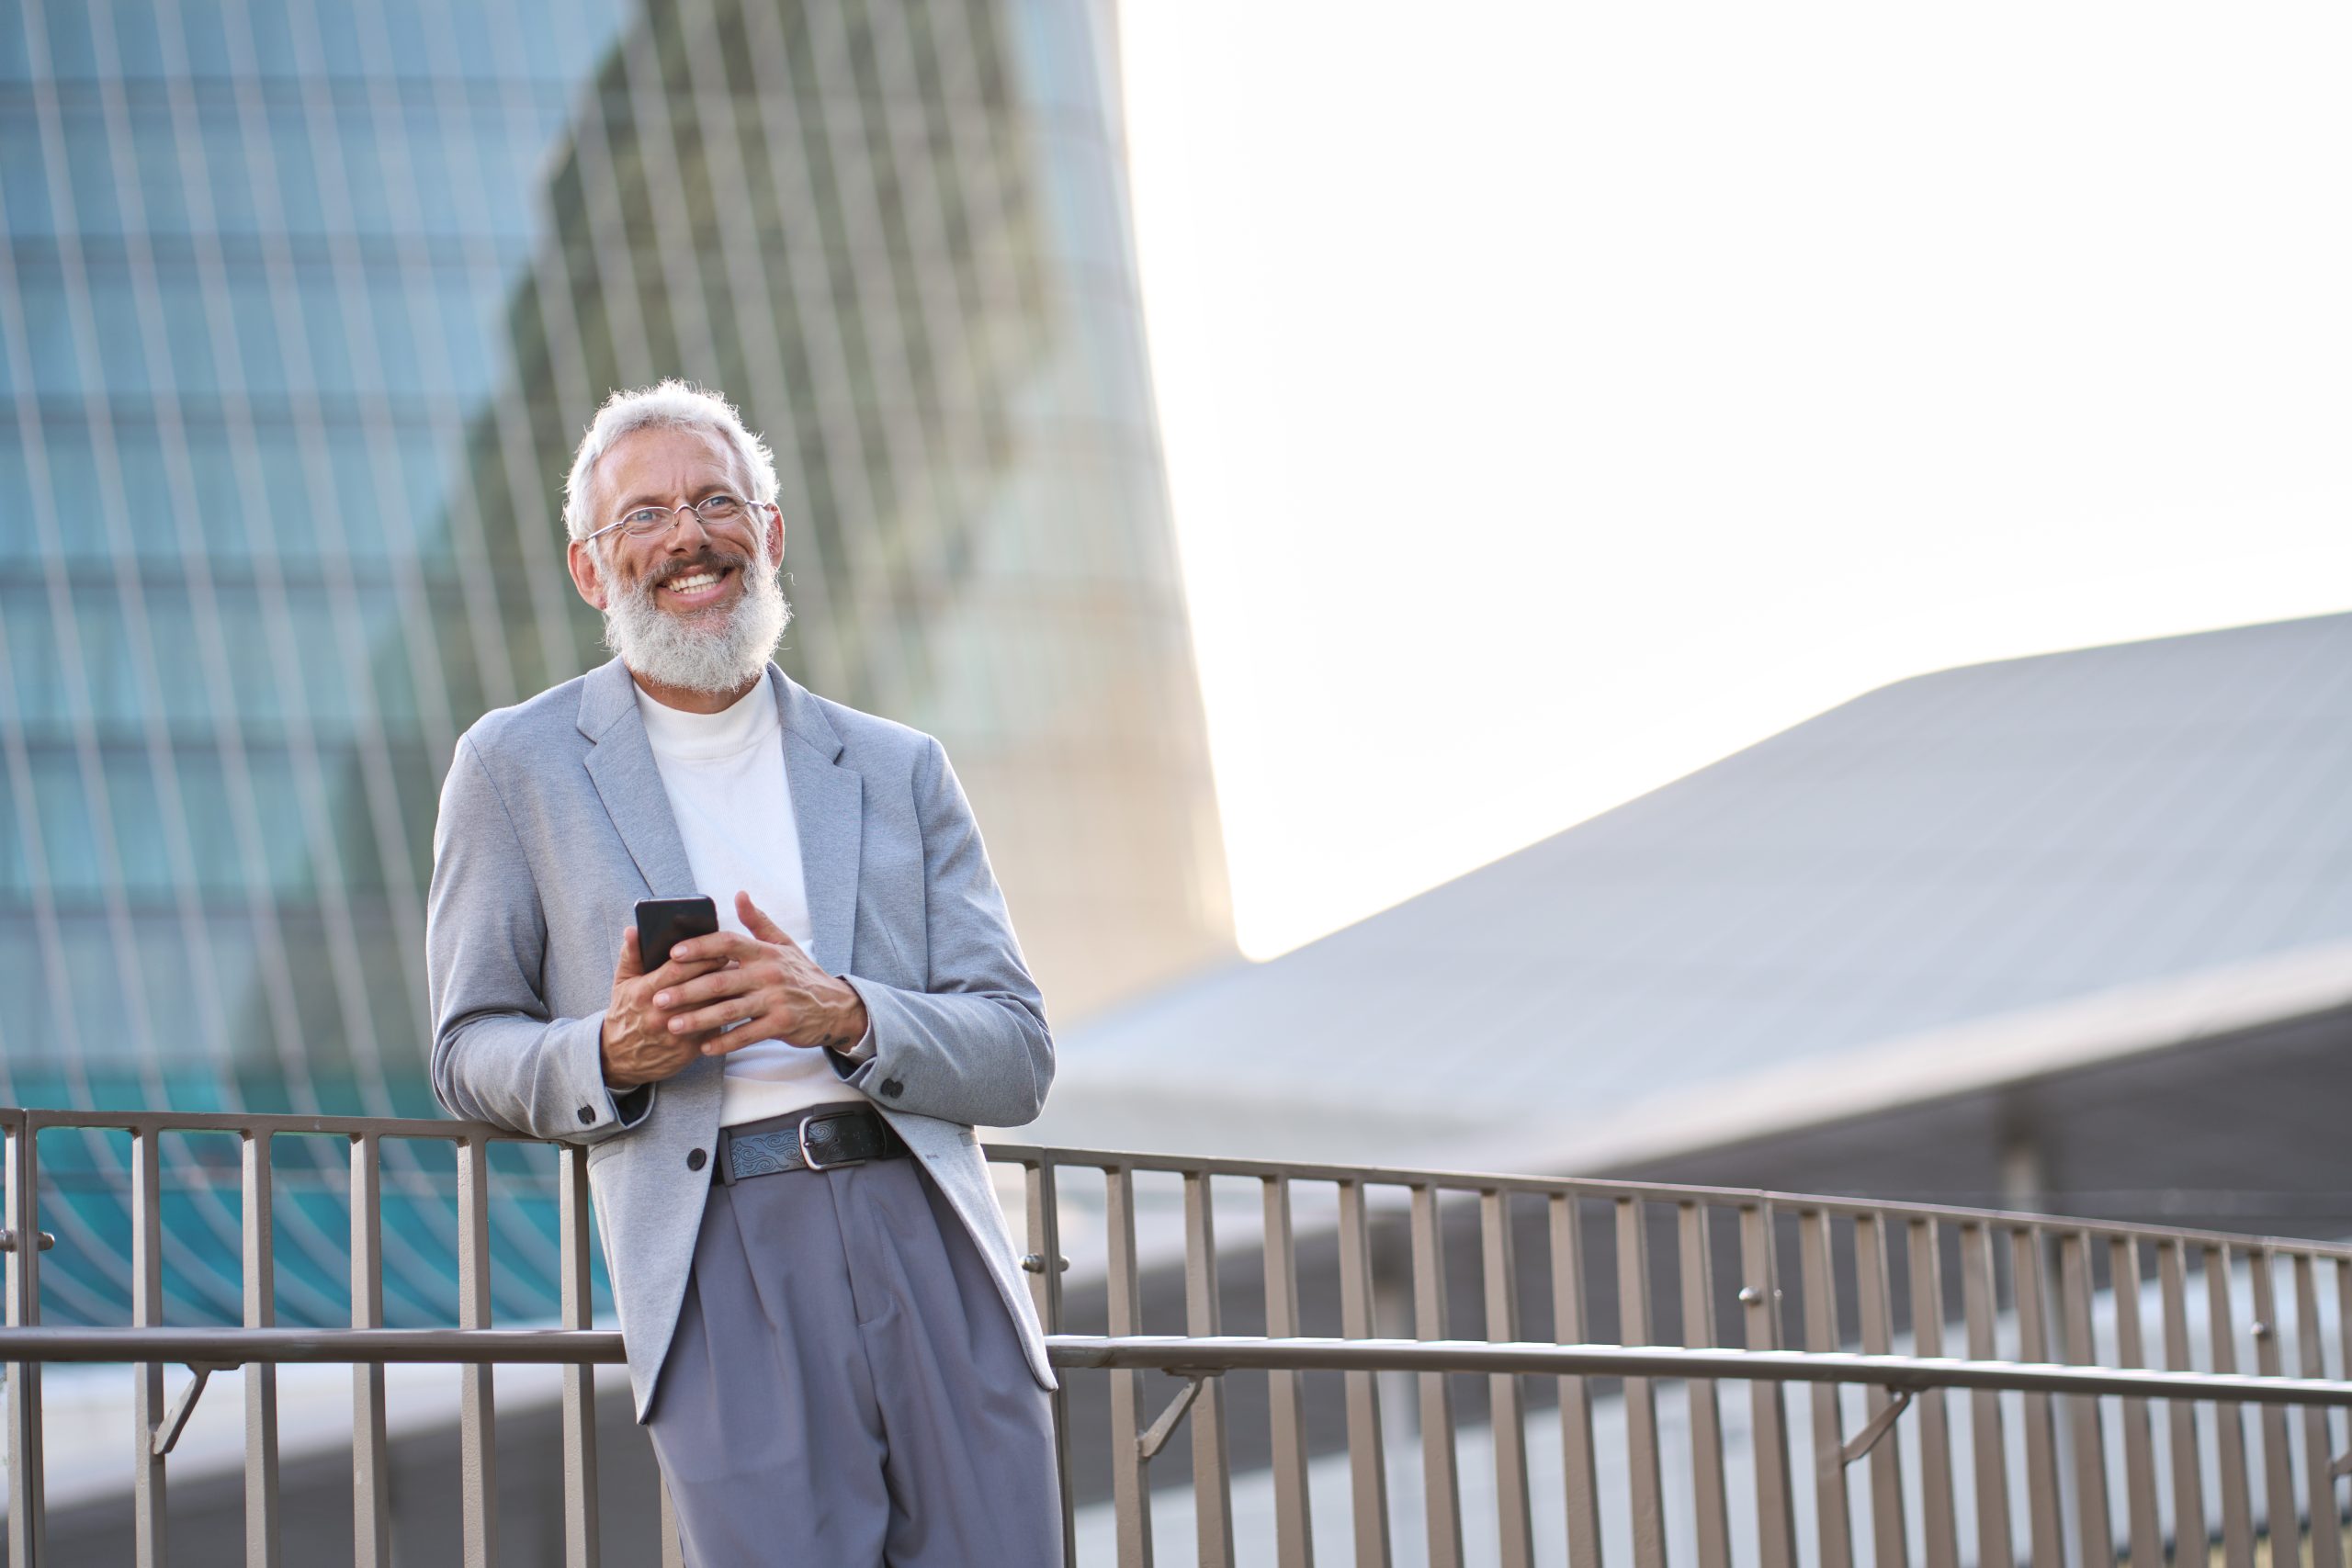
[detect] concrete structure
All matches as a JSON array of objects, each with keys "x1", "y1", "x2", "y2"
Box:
[{"x1": 1037, "y1": 613, "x2": 2352, "y2": 1231}]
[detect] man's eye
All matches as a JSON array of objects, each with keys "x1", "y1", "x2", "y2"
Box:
[
  {"x1": 624, "y1": 508, "x2": 668, "y2": 529},
  {"x1": 699, "y1": 496, "x2": 741, "y2": 518}
]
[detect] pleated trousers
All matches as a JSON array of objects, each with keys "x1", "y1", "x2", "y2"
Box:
[{"x1": 643, "y1": 1152, "x2": 1062, "y2": 1566}]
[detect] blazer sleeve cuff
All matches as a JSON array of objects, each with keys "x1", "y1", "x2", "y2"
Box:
[
  {"x1": 825, "y1": 975, "x2": 887, "y2": 1084},
  {"x1": 566, "y1": 1011, "x2": 657, "y2": 1136}
]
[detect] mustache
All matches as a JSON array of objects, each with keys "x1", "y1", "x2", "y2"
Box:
[{"x1": 648, "y1": 547, "x2": 753, "y2": 585}]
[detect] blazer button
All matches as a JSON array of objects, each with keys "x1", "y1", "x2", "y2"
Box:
[
  {"x1": 880, "y1": 1077, "x2": 904, "y2": 1099},
  {"x1": 686, "y1": 1148, "x2": 707, "y2": 1171},
  {"x1": 577, "y1": 1106, "x2": 595, "y2": 1124}
]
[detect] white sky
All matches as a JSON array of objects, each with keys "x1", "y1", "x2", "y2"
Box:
[{"x1": 1117, "y1": 3, "x2": 2352, "y2": 960}]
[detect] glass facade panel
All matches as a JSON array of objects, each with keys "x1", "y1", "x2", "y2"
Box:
[{"x1": 1, "y1": 0, "x2": 1228, "y2": 1327}]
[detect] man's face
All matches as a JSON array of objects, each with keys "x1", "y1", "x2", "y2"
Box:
[{"x1": 567, "y1": 424, "x2": 791, "y2": 695}]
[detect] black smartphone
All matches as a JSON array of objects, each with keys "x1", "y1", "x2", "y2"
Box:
[{"x1": 636, "y1": 896, "x2": 719, "y2": 972}]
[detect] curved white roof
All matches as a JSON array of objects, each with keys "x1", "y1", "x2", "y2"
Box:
[{"x1": 1032, "y1": 613, "x2": 2352, "y2": 1168}]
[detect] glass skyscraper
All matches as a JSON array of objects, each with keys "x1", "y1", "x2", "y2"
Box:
[{"x1": 0, "y1": 0, "x2": 1227, "y2": 1327}]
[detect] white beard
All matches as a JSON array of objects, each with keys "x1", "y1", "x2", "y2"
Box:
[{"x1": 600, "y1": 533, "x2": 791, "y2": 694}]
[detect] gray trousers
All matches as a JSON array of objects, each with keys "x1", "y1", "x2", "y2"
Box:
[{"x1": 642, "y1": 1153, "x2": 1063, "y2": 1566}]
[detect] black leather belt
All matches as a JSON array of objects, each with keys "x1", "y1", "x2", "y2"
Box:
[{"x1": 716, "y1": 1105, "x2": 907, "y2": 1186}]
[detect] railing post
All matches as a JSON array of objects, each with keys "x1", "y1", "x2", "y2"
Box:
[
  {"x1": 2056, "y1": 1229, "x2": 2113, "y2": 1566},
  {"x1": 1336, "y1": 1179, "x2": 1393, "y2": 1568},
  {"x1": 1182, "y1": 1170, "x2": 1236, "y2": 1568},
  {"x1": 2156, "y1": 1240, "x2": 2208, "y2": 1564},
  {"x1": 6, "y1": 1112, "x2": 47, "y2": 1567},
  {"x1": 2249, "y1": 1247, "x2": 2301, "y2": 1566},
  {"x1": 1549, "y1": 1193, "x2": 1603, "y2": 1568},
  {"x1": 457, "y1": 1136, "x2": 498, "y2": 1567},
  {"x1": 558, "y1": 1145, "x2": 600, "y2": 1568},
  {"x1": 1957, "y1": 1221, "x2": 2014, "y2": 1568},
  {"x1": 1023, "y1": 1154, "x2": 1076, "y2": 1568},
  {"x1": 2108, "y1": 1237, "x2": 2161, "y2": 1568},
  {"x1": 1408, "y1": 1184, "x2": 1464, "y2": 1568},
  {"x1": 2207, "y1": 1242, "x2": 2257, "y2": 1568},
  {"x1": 1797, "y1": 1208, "x2": 1853, "y2": 1568},
  {"x1": 1617, "y1": 1196, "x2": 1668, "y2": 1568},
  {"x1": 1104, "y1": 1165, "x2": 1153, "y2": 1568},
  {"x1": 1905, "y1": 1218, "x2": 1959, "y2": 1568},
  {"x1": 241, "y1": 1131, "x2": 281, "y2": 1568},
  {"x1": 1851, "y1": 1213, "x2": 1907, "y2": 1567},
  {"x1": 1484, "y1": 1190, "x2": 1534, "y2": 1568},
  {"x1": 1675, "y1": 1201, "x2": 1730, "y2": 1568},
  {"x1": 349, "y1": 1134, "x2": 390, "y2": 1568},
  {"x1": 1738, "y1": 1201, "x2": 1798, "y2": 1568},
  {"x1": 131, "y1": 1123, "x2": 165, "y2": 1568},
  {"x1": 1262, "y1": 1175, "x2": 1316, "y2": 1568},
  {"x1": 2292, "y1": 1252, "x2": 2341, "y2": 1568},
  {"x1": 2009, "y1": 1226, "x2": 2064, "y2": 1568}
]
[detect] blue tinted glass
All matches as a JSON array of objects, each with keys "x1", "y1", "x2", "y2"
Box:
[
  {"x1": 0, "y1": 8, "x2": 31, "y2": 81},
  {"x1": 124, "y1": 104, "x2": 192, "y2": 232},
  {"x1": 374, "y1": 0, "x2": 433, "y2": 75},
  {"x1": 15, "y1": 276, "x2": 84, "y2": 400},
  {"x1": 301, "y1": 267, "x2": 364, "y2": 396},
  {"x1": 240, "y1": 0, "x2": 300, "y2": 77},
  {"x1": 265, "y1": 105, "x2": 326, "y2": 235},
  {"x1": 173, "y1": 0, "x2": 236, "y2": 76},
  {"x1": 58, "y1": 106, "x2": 128, "y2": 236},
  {"x1": 0, "y1": 108, "x2": 57, "y2": 235},
  {"x1": 303, "y1": 0, "x2": 367, "y2": 78},
  {"x1": 98, "y1": 0, "x2": 168, "y2": 79},
  {"x1": 327, "y1": 113, "x2": 394, "y2": 235},
  {"x1": 225, "y1": 273, "x2": 287, "y2": 397},
  {"x1": 31, "y1": 0, "x2": 98, "y2": 78},
  {"x1": 29, "y1": 754, "x2": 102, "y2": 894}
]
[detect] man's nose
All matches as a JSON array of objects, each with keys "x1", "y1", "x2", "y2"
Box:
[{"x1": 662, "y1": 505, "x2": 713, "y2": 549}]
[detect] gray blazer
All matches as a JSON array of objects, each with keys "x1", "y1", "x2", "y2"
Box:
[{"x1": 425, "y1": 657, "x2": 1056, "y2": 1418}]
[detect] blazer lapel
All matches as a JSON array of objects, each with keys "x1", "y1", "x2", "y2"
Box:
[
  {"x1": 771, "y1": 668, "x2": 863, "y2": 976},
  {"x1": 577, "y1": 659, "x2": 698, "y2": 900}
]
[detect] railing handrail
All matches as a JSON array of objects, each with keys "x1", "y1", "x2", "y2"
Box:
[
  {"x1": 987, "y1": 1142, "x2": 2352, "y2": 1258},
  {"x1": 4, "y1": 1105, "x2": 2345, "y2": 1260},
  {"x1": 6, "y1": 1326, "x2": 2352, "y2": 1410}
]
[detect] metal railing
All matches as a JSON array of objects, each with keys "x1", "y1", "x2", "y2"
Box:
[{"x1": 6, "y1": 1107, "x2": 2352, "y2": 1566}]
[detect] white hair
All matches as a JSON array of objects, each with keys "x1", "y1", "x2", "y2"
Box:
[{"x1": 562, "y1": 378, "x2": 779, "y2": 544}]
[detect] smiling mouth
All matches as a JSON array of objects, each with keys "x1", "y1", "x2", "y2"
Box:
[{"x1": 658, "y1": 566, "x2": 737, "y2": 606}]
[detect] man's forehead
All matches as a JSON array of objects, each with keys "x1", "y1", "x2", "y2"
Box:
[
  {"x1": 597, "y1": 424, "x2": 750, "y2": 504},
  {"x1": 605, "y1": 423, "x2": 739, "y2": 476}
]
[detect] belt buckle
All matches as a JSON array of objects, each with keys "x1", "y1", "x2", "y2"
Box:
[{"x1": 796, "y1": 1109, "x2": 865, "y2": 1173}]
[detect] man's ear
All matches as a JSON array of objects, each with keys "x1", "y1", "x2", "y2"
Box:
[
  {"x1": 765, "y1": 502, "x2": 786, "y2": 563},
  {"x1": 567, "y1": 537, "x2": 608, "y2": 611}
]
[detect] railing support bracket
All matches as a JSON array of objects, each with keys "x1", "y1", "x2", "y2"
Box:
[
  {"x1": 2332, "y1": 1450, "x2": 2352, "y2": 1481},
  {"x1": 1840, "y1": 1387, "x2": 1914, "y2": 1466},
  {"x1": 1136, "y1": 1368, "x2": 1220, "y2": 1461},
  {"x1": 152, "y1": 1360, "x2": 236, "y2": 1457}
]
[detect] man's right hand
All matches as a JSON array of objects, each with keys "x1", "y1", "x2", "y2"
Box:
[{"x1": 601, "y1": 926, "x2": 731, "y2": 1089}]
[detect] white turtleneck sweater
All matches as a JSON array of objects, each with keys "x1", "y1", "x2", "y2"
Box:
[{"x1": 634, "y1": 679, "x2": 872, "y2": 1127}]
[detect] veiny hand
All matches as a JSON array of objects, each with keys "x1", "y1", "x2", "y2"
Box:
[
  {"x1": 600, "y1": 925, "x2": 732, "y2": 1089},
  {"x1": 653, "y1": 891, "x2": 870, "y2": 1057}
]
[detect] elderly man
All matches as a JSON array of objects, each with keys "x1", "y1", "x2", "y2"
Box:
[{"x1": 427, "y1": 380, "x2": 1061, "y2": 1564}]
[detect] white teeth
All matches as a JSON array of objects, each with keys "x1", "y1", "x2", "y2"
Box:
[{"x1": 666, "y1": 571, "x2": 722, "y2": 592}]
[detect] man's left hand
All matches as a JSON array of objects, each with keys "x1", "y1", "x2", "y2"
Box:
[{"x1": 653, "y1": 891, "x2": 871, "y2": 1055}]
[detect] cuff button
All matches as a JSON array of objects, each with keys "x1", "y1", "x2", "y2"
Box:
[
  {"x1": 880, "y1": 1077, "x2": 904, "y2": 1098},
  {"x1": 577, "y1": 1106, "x2": 595, "y2": 1124}
]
